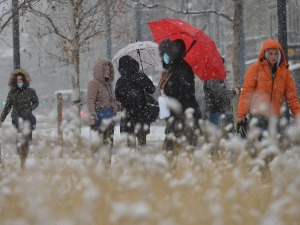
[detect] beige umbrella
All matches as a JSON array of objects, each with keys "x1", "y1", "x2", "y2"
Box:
[{"x1": 112, "y1": 41, "x2": 161, "y2": 72}]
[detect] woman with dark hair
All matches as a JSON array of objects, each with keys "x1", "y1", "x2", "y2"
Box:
[
  {"x1": 0, "y1": 68, "x2": 39, "y2": 169},
  {"x1": 115, "y1": 55, "x2": 156, "y2": 149},
  {"x1": 158, "y1": 39, "x2": 202, "y2": 152}
]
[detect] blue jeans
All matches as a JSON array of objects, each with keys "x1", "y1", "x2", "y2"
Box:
[{"x1": 209, "y1": 112, "x2": 225, "y2": 127}]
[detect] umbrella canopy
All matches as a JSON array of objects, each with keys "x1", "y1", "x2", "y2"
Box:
[
  {"x1": 148, "y1": 18, "x2": 225, "y2": 81},
  {"x1": 112, "y1": 41, "x2": 161, "y2": 72}
]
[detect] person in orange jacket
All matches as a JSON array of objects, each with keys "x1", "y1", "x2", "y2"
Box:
[{"x1": 237, "y1": 39, "x2": 300, "y2": 132}]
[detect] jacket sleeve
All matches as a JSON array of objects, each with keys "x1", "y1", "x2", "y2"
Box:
[
  {"x1": 87, "y1": 81, "x2": 97, "y2": 116},
  {"x1": 0, "y1": 91, "x2": 13, "y2": 122},
  {"x1": 206, "y1": 80, "x2": 228, "y2": 102},
  {"x1": 284, "y1": 70, "x2": 300, "y2": 117},
  {"x1": 31, "y1": 89, "x2": 39, "y2": 111},
  {"x1": 237, "y1": 64, "x2": 258, "y2": 117},
  {"x1": 139, "y1": 73, "x2": 156, "y2": 94}
]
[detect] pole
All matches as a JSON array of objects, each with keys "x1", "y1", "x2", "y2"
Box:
[
  {"x1": 12, "y1": 0, "x2": 20, "y2": 69},
  {"x1": 277, "y1": 0, "x2": 290, "y2": 122},
  {"x1": 0, "y1": 127, "x2": 4, "y2": 170},
  {"x1": 240, "y1": 6, "x2": 246, "y2": 83},
  {"x1": 135, "y1": 2, "x2": 141, "y2": 41},
  {"x1": 57, "y1": 93, "x2": 63, "y2": 158},
  {"x1": 277, "y1": 0, "x2": 288, "y2": 58},
  {"x1": 105, "y1": 0, "x2": 112, "y2": 59}
]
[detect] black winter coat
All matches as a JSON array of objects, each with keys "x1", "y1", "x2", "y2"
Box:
[
  {"x1": 164, "y1": 60, "x2": 202, "y2": 120},
  {"x1": 1, "y1": 87, "x2": 39, "y2": 124},
  {"x1": 203, "y1": 79, "x2": 230, "y2": 114},
  {"x1": 115, "y1": 71, "x2": 155, "y2": 133}
]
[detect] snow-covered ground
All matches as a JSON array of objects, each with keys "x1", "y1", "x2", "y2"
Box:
[{"x1": 0, "y1": 115, "x2": 300, "y2": 225}]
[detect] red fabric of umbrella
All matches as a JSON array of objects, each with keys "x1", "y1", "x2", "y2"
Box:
[{"x1": 148, "y1": 18, "x2": 225, "y2": 81}]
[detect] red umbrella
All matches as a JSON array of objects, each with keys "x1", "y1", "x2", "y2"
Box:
[{"x1": 148, "y1": 18, "x2": 225, "y2": 81}]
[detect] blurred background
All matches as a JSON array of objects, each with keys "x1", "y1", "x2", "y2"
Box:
[{"x1": 0, "y1": 0, "x2": 299, "y2": 116}]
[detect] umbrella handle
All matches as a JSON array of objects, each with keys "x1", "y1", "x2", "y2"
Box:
[
  {"x1": 137, "y1": 48, "x2": 144, "y2": 73},
  {"x1": 185, "y1": 40, "x2": 196, "y2": 57}
]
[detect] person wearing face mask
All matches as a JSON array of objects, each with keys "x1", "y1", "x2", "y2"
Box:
[
  {"x1": 87, "y1": 59, "x2": 121, "y2": 165},
  {"x1": 0, "y1": 68, "x2": 39, "y2": 170},
  {"x1": 158, "y1": 39, "x2": 202, "y2": 154}
]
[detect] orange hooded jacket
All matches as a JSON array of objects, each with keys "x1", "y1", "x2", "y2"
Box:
[{"x1": 238, "y1": 39, "x2": 300, "y2": 118}]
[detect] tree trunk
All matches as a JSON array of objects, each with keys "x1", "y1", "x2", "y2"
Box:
[
  {"x1": 105, "y1": 0, "x2": 112, "y2": 59},
  {"x1": 70, "y1": 37, "x2": 81, "y2": 128},
  {"x1": 69, "y1": 0, "x2": 82, "y2": 147},
  {"x1": 231, "y1": 0, "x2": 243, "y2": 125},
  {"x1": 12, "y1": 0, "x2": 20, "y2": 69}
]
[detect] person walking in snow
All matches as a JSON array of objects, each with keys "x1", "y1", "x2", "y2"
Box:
[
  {"x1": 0, "y1": 68, "x2": 39, "y2": 169},
  {"x1": 238, "y1": 39, "x2": 300, "y2": 135},
  {"x1": 203, "y1": 76, "x2": 240, "y2": 160},
  {"x1": 237, "y1": 39, "x2": 300, "y2": 181},
  {"x1": 115, "y1": 55, "x2": 156, "y2": 149},
  {"x1": 203, "y1": 57, "x2": 240, "y2": 128},
  {"x1": 158, "y1": 39, "x2": 202, "y2": 153},
  {"x1": 87, "y1": 59, "x2": 121, "y2": 165},
  {"x1": 203, "y1": 79, "x2": 240, "y2": 127}
]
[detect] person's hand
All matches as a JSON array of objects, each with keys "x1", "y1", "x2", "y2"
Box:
[
  {"x1": 116, "y1": 101, "x2": 122, "y2": 112},
  {"x1": 234, "y1": 87, "x2": 241, "y2": 95},
  {"x1": 88, "y1": 113, "x2": 97, "y2": 126},
  {"x1": 237, "y1": 116, "x2": 246, "y2": 123},
  {"x1": 295, "y1": 115, "x2": 300, "y2": 127}
]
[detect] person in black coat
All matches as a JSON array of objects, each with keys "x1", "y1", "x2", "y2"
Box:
[
  {"x1": 0, "y1": 68, "x2": 39, "y2": 169},
  {"x1": 158, "y1": 39, "x2": 202, "y2": 151},
  {"x1": 115, "y1": 55, "x2": 156, "y2": 148},
  {"x1": 203, "y1": 57, "x2": 240, "y2": 128}
]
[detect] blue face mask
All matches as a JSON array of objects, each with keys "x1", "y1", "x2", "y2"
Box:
[
  {"x1": 17, "y1": 82, "x2": 24, "y2": 88},
  {"x1": 163, "y1": 53, "x2": 170, "y2": 64}
]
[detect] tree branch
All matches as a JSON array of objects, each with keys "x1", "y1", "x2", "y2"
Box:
[
  {"x1": 129, "y1": 0, "x2": 234, "y2": 23},
  {"x1": 28, "y1": 7, "x2": 70, "y2": 41},
  {"x1": 0, "y1": 0, "x2": 42, "y2": 32},
  {"x1": 82, "y1": 28, "x2": 107, "y2": 42}
]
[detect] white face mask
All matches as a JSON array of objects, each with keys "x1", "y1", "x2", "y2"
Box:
[
  {"x1": 17, "y1": 82, "x2": 24, "y2": 88},
  {"x1": 163, "y1": 53, "x2": 170, "y2": 64}
]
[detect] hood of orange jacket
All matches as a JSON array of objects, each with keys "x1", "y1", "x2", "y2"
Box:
[{"x1": 258, "y1": 39, "x2": 287, "y2": 67}]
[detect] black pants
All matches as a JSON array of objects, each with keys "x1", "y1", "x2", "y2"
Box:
[
  {"x1": 249, "y1": 115, "x2": 281, "y2": 140},
  {"x1": 163, "y1": 115, "x2": 199, "y2": 151},
  {"x1": 91, "y1": 123, "x2": 114, "y2": 147},
  {"x1": 13, "y1": 119, "x2": 33, "y2": 169},
  {"x1": 127, "y1": 132, "x2": 147, "y2": 148},
  {"x1": 127, "y1": 124, "x2": 149, "y2": 148}
]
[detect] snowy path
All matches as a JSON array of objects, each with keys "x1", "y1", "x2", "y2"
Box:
[{"x1": 0, "y1": 114, "x2": 167, "y2": 157}]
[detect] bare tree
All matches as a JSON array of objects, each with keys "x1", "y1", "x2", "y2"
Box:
[
  {"x1": 22, "y1": 0, "x2": 123, "y2": 146},
  {"x1": 0, "y1": 0, "x2": 41, "y2": 34},
  {"x1": 2, "y1": 0, "x2": 121, "y2": 149}
]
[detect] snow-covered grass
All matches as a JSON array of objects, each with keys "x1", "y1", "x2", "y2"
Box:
[{"x1": 0, "y1": 116, "x2": 300, "y2": 225}]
